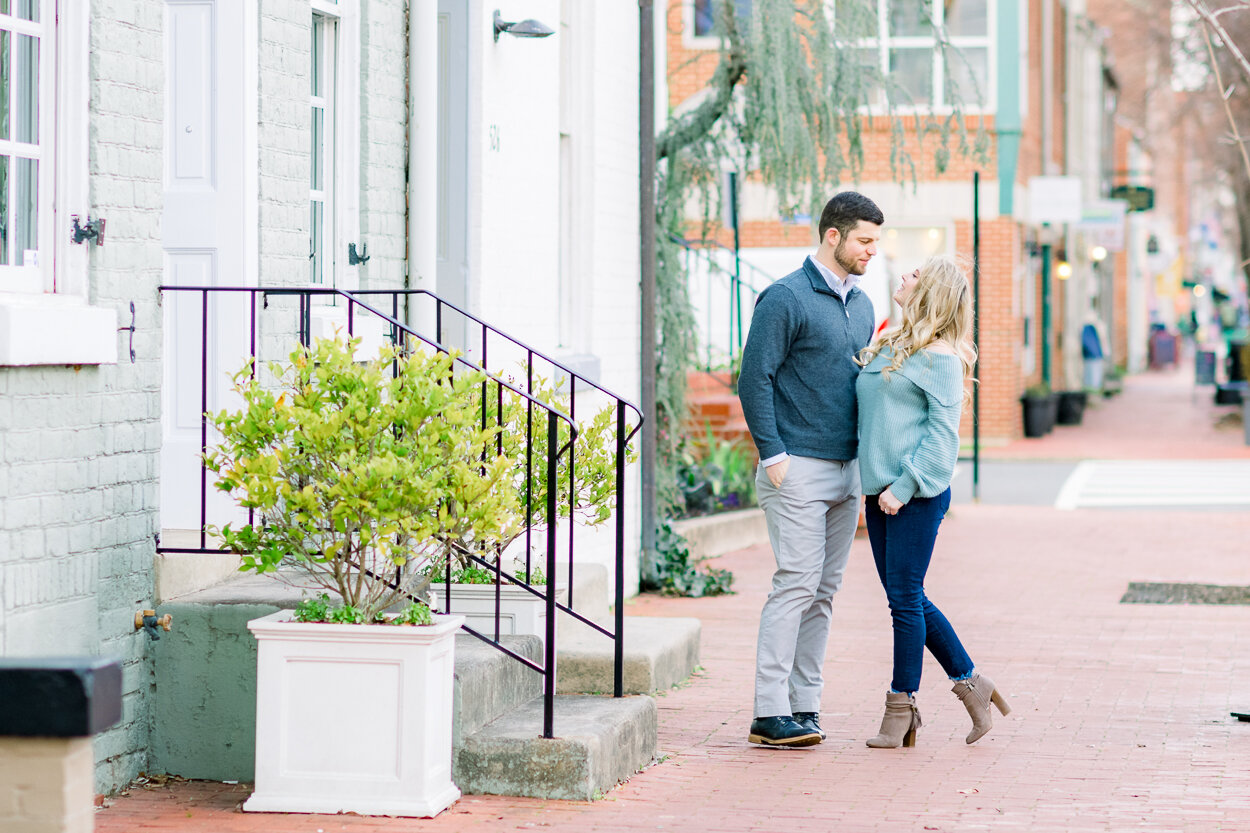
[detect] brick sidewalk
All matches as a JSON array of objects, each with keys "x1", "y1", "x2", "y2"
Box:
[
  {"x1": 97, "y1": 500, "x2": 1250, "y2": 832},
  {"x1": 983, "y1": 362, "x2": 1249, "y2": 461},
  {"x1": 96, "y1": 360, "x2": 1250, "y2": 832}
]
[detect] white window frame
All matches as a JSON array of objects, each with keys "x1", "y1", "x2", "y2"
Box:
[
  {"x1": 309, "y1": 0, "x2": 360, "y2": 293},
  {"x1": 683, "y1": 0, "x2": 752, "y2": 51},
  {"x1": 0, "y1": 0, "x2": 113, "y2": 366},
  {"x1": 837, "y1": 0, "x2": 995, "y2": 115}
]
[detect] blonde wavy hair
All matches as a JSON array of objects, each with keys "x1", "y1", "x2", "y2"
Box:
[{"x1": 856, "y1": 254, "x2": 978, "y2": 392}]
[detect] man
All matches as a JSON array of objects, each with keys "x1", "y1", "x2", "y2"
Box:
[{"x1": 738, "y1": 191, "x2": 884, "y2": 746}]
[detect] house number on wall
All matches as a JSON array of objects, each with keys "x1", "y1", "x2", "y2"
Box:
[{"x1": 489, "y1": 124, "x2": 501, "y2": 152}]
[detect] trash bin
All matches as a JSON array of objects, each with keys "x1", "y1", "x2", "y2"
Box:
[
  {"x1": 1244, "y1": 395, "x2": 1250, "y2": 446},
  {"x1": 1229, "y1": 340, "x2": 1248, "y2": 383}
]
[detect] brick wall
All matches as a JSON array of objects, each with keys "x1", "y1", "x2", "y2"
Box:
[
  {"x1": 0, "y1": 0, "x2": 165, "y2": 793},
  {"x1": 259, "y1": 5, "x2": 309, "y2": 288},
  {"x1": 359, "y1": 0, "x2": 410, "y2": 291},
  {"x1": 956, "y1": 218, "x2": 1024, "y2": 441}
]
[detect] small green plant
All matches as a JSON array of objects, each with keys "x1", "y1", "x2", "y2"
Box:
[
  {"x1": 649, "y1": 520, "x2": 733, "y2": 597},
  {"x1": 427, "y1": 561, "x2": 548, "y2": 586},
  {"x1": 392, "y1": 602, "x2": 434, "y2": 626},
  {"x1": 293, "y1": 593, "x2": 434, "y2": 626},
  {"x1": 446, "y1": 563, "x2": 495, "y2": 585},
  {"x1": 292, "y1": 593, "x2": 368, "y2": 625},
  {"x1": 1023, "y1": 382, "x2": 1052, "y2": 399},
  {"x1": 293, "y1": 593, "x2": 332, "y2": 623},
  {"x1": 675, "y1": 426, "x2": 757, "y2": 517}
]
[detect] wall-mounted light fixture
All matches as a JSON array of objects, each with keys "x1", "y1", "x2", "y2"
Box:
[
  {"x1": 1056, "y1": 260, "x2": 1073, "y2": 280},
  {"x1": 493, "y1": 9, "x2": 554, "y2": 42}
]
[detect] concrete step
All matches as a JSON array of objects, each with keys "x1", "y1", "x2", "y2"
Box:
[
  {"x1": 455, "y1": 694, "x2": 657, "y2": 800},
  {"x1": 452, "y1": 635, "x2": 542, "y2": 747},
  {"x1": 556, "y1": 615, "x2": 701, "y2": 695},
  {"x1": 556, "y1": 560, "x2": 610, "y2": 625},
  {"x1": 672, "y1": 507, "x2": 768, "y2": 561}
]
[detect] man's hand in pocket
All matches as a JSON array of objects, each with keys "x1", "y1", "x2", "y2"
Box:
[{"x1": 766, "y1": 458, "x2": 790, "y2": 488}]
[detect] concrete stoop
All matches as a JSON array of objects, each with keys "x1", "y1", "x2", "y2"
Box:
[
  {"x1": 455, "y1": 695, "x2": 658, "y2": 801},
  {"x1": 150, "y1": 561, "x2": 695, "y2": 800},
  {"x1": 556, "y1": 615, "x2": 701, "y2": 695}
]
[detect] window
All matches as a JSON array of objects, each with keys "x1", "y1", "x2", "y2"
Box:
[
  {"x1": 308, "y1": 0, "x2": 359, "y2": 290},
  {"x1": 0, "y1": 0, "x2": 52, "y2": 293},
  {"x1": 0, "y1": 0, "x2": 108, "y2": 366},
  {"x1": 836, "y1": 0, "x2": 992, "y2": 111},
  {"x1": 310, "y1": 6, "x2": 336, "y2": 286},
  {"x1": 688, "y1": 0, "x2": 752, "y2": 46}
]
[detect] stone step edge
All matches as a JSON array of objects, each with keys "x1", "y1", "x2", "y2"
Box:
[
  {"x1": 454, "y1": 694, "x2": 658, "y2": 801},
  {"x1": 556, "y1": 616, "x2": 701, "y2": 695}
]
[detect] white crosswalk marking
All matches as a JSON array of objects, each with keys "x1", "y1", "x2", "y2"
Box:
[{"x1": 1054, "y1": 460, "x2": 1250, "y2": 510}]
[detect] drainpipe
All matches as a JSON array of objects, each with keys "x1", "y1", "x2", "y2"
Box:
[
  {"x1": 639, "y1": 0, "x2": 657, "y2": 577},
  {"x1": 408, "y1": 0, "x2": 438, "y2": 336},
  {"x1": 1040, "y1": 0, "x2": 1054, "y2": 386}
]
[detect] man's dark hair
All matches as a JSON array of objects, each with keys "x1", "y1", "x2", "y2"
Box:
[{"x1": 818, "y1": 191, "x2": 885, "y2": 243}]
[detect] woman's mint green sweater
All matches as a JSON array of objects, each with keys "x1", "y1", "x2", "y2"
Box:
[{"x1": 855, "y1": 346, "x2": 964, "y2": 503}]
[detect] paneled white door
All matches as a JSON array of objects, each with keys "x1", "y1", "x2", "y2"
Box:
[{"x1": 160, "y1": 0, "x2": 253, "y2": 534}]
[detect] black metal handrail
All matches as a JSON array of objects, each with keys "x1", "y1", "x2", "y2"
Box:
[
  {"x1": 157, "y1": 284, "x2": 642, "y2": 739},
  {"x1": 668, "y1": 233, "x2": 773, "y2": 385},
  {"x1": 350, "y1": 288, "x2": 644, "y2": 682}
]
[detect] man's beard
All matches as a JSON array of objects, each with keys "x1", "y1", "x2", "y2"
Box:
[{"x1": 834, "y1": 238, "x2": 865, "y2": 275}]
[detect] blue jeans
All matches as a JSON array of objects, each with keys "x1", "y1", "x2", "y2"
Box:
[{"x1": 864, "y1": 488, "x2": 973, "y2": 694}]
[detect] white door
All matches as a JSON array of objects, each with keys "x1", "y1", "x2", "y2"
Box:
[
  {"x1": 437, "y1": 0, "x2": 469, "y2": 352},
  {"x1": 160, "y1": 0, "x2": 253, "y2": 534}
]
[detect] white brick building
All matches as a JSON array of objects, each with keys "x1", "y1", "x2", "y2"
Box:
[{"x1": 0, "y1": 0, "x2": 641, "y2": 793}]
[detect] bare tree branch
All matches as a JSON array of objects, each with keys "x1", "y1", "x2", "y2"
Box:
[
  {"x1": 1187, "y1": 0, "x2": 1250, "y2": 82},
  {"x1": 1201, "y1": 24, "x2": 1250, "y2": 183}
]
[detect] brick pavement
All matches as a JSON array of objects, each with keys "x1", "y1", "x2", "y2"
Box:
[
  {"x1": 983, "y1": 361, "x2": 1250, "y2": 461},
  {"x1": 96, "y1": 366, "x2": 1250, "y2": 832}
]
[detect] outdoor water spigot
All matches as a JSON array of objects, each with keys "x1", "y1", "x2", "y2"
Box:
[
  {"x1": 70, "y1": 215, "x2": 106, "y2": 246},
  {"x1": 134, "y1": 609, "x2": 172, "y2": 640}
]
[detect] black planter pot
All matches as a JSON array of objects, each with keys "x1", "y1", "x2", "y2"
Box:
[
  {"x1": 1056, "y1": 391, "x2": 1087, "y2": 425},
  {"x1": 1021, "y1": 394, "x2": 1056, "y2": 438}
]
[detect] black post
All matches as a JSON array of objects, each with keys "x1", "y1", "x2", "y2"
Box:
[
  {"x1": 729, "y1": 171, "x2": 743, "y2": 365},
  {"x1": 614, "y1": 402, "x2": 626, "y2": 698},
  {"x1": 972, "y1": 172, "x2": 981, "y2": 502},
  {"x1": 199, "y1": 290, "x2": 209, "y2": 550},
  {"x1": 543, "y1": 411, "x2": 559, "y2": 739},
  {"x1": 1041, "y1": 241, "x2": 1053, "y2": 386},
  {"x1": 639, "y1": 0, "x2": 657, "y2": 576}
]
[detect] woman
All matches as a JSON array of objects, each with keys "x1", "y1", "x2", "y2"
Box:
[{"x1": 854, "y1": 255, "x2": 1010, "y2": 748}]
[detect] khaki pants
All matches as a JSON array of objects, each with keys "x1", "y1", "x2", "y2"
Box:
[{"x1": 753, "y1": 455, "x2": 861, "y2": 718}]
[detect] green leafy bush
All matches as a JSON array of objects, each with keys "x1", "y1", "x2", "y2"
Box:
[
  {"x1": 650, "y1": 521, "x2": 733, "y2": 597},
  {"x1": 677, "y1": 426, "x2": 757, "y2": 517},
  {"x1": 206, "y1": 336, "x2": 521, "y2": 621}
]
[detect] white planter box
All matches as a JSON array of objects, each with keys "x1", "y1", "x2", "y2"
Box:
[
  {"x1": 429, "y1": 582, "x2": 566, "y2": 649},
  {"x1": 244, "y1": 610, "x2": 465, "y2": 818}
]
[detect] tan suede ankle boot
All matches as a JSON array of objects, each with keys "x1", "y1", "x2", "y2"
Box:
[
  {"x1": 952, "y1": 671, "x2": 1011, "y2": 744},
  {"x1": 865, "y1": 691, "x2": 922, "y2": 748}
]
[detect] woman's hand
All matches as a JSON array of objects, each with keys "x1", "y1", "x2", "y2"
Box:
[{"x1": 877, "y1": 486, "x2": 903, "y2": 515}]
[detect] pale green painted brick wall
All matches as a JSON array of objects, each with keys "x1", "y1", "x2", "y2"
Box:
[
  {"x1": 0, "y1": 1, "x2": 165, "y2": 794},
  {"x1": 359, "y1": 0, "x2": 410, "y2": 291},
  {"x1": 0, "y1": 0, "x2": 413, "y2": 796}
]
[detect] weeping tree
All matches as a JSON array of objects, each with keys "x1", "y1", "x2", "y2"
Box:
[
  {"x1": 1183, "y1": 0, "x2": 1250, "y2": 293},
  {"x1": 645, "y1": 0, "x2": 988, "y2": 589}
]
